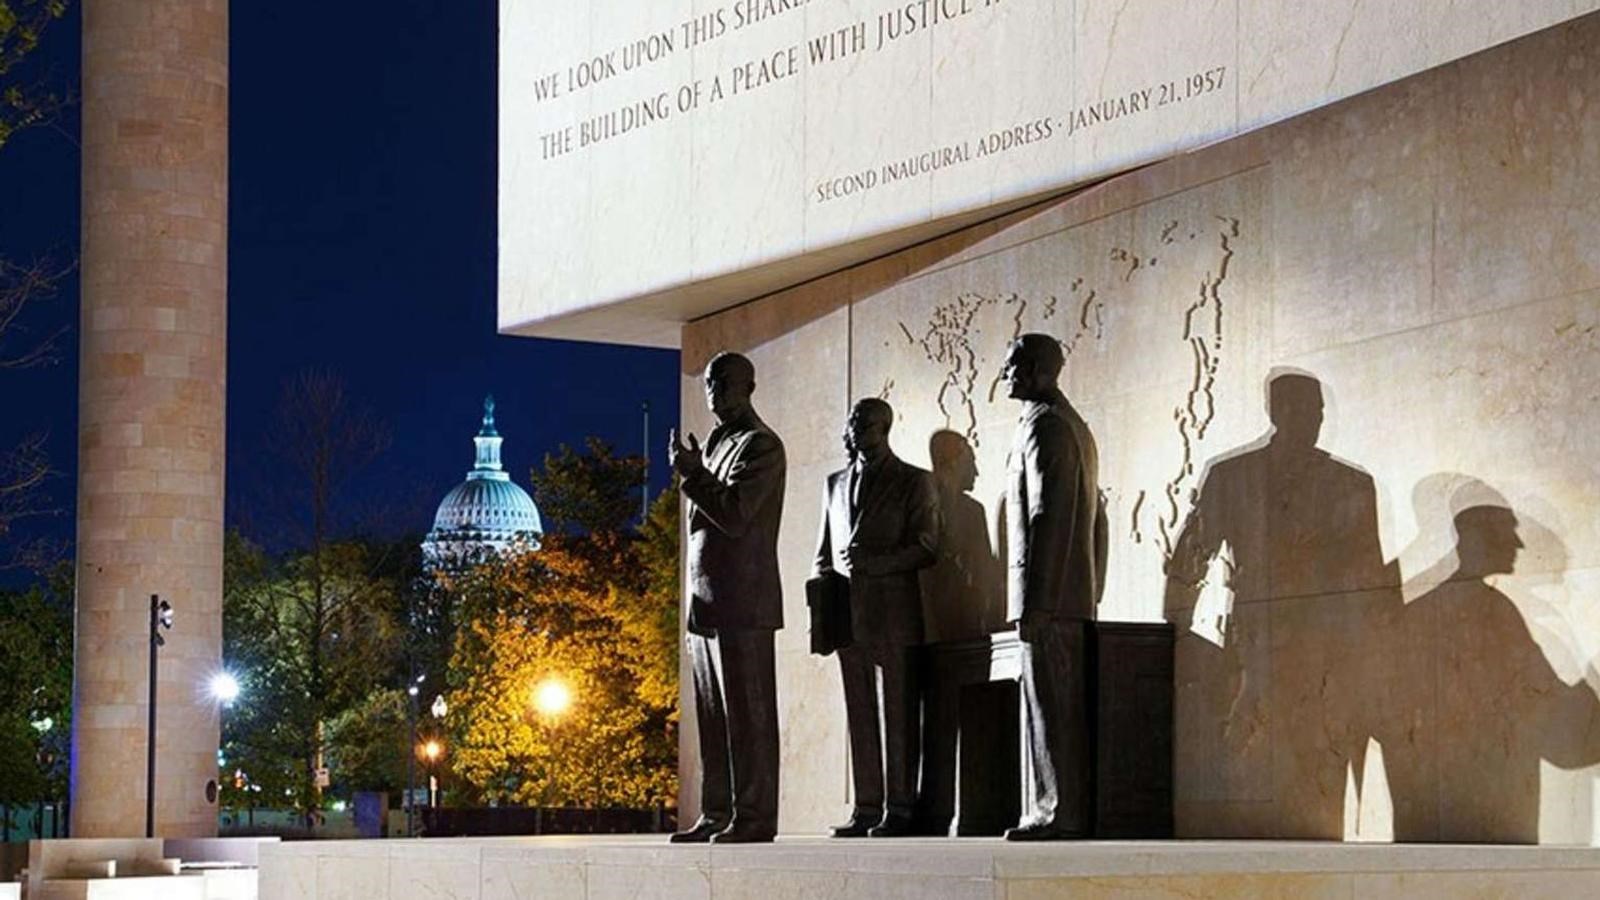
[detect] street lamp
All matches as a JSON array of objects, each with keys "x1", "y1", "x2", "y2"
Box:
[
  {"x1": 532, "y1": 678, "x2": 573, "y2": 718},
  {"x1": 209, "y1": 672, "x2": 241, "y2": 705},
  {"x1": 431, "y1": 694, "x2": 448, "y2": 719},
  {"x1": 405, "y1": 673, "x2": 425, "y2": 835},
  {"x1": 146, "y1": 594, "x2": 173, "y2": 838},
  {"x1": 422, "y1": 740, "x2": 444, "y2": 809}
]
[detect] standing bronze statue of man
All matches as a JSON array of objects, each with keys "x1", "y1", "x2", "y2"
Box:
[
  {"x1": 669, "y1": 351, "x2": 787, "y2": 844},
  {"x1": 813, "y1": 398, "x2": 939, "y2": 837},
  {"x1": 1000, "y1": 333, "x2": 1106, "y2": 841}
]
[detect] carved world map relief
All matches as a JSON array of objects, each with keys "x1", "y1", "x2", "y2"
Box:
[{"x1": 885, "y1": 212, "x2": 1241, "y2": 562}]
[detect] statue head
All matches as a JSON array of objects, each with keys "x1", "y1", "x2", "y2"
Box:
[
  {"x1": 1267, "y1": 371, "x2": 1324, "y2": 451},
  {"x1": 1001, "y1": 333, "x2": 1064, "y2": 402},
  {"x1": 1454, "y1": 505, "x2": 1523, "y2": 579},
  {"x1": 845, "y1": 397, "x2": 893, "y2": 461},
  {"x1": 929, "y1": 429, "x2": 977, "y2": 492},
  {"x1": 704, "y1": 352, "x2": 756, "y2": 422}
]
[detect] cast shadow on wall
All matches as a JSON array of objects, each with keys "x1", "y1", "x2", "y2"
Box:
[
  {"x1": 920, "y1": 429, "x2": 1006, "y2": 642},
  {"x1": 1162, "y1": 370, "x2": 1600, "y2": 843}
]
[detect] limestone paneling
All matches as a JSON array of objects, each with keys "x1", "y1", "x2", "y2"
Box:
[
  {"x1": 681, "y1": 14, "x2": 1600, "y2": 841},
  {"x1": 1434, "y1": 17, "x2": 1600, "y2": 321}
]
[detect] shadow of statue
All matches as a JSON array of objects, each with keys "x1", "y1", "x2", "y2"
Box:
[
  {"x1": 920, "y1": 430, "x2": 1005, "y2": 642},
  {"x1": 1163, "y1": 370, "x2": 1400, "y2": 838},
  {"x1": 1383, "y1": 479, "x2": 1600, "y2": 843}
]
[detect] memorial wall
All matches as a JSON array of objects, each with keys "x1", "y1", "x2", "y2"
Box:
[
  {"x1": 676, "y1": 14, "x2": 1600, "y2": 841},
  {"x1": 500, "y1": 0, "x2": 1597, "y2": 347}
]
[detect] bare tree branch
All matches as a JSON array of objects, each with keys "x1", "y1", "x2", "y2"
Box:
[
  {"x1": 0, "y1": 254, "x2": 72, "y2": 369},
  {"x1": 0, "y1": 430, "x2": 62, "y2": 569}
]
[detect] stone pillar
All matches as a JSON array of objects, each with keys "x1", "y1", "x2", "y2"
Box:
[{"x1": 71, "y1": 0, "x2": 228, "y2": 838}]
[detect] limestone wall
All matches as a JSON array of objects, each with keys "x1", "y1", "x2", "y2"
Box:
[{"x1": 679, "y1": 14, "x2": 1600, "y2": 842}]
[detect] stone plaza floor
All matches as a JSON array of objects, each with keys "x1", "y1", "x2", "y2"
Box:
[{"x1": 258, "y1": 834, "x2": 1600, "y2": 899}]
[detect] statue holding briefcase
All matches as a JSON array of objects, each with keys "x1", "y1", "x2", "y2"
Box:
[{"x1": 809, "y1": 398, "x2": 939, "y2": 838}]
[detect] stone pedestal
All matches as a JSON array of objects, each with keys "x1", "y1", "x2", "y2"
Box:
[
  {"x1": 257, "y1": 835, "x2": 1600, "y2": 899},
  {"x1": 72, "y1": 0, "x2": 229, "y2": 838}
]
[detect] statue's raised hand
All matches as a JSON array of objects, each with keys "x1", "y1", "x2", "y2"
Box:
[{"x1": 669, "y1": 428, "x2": 704, "y2": 477}]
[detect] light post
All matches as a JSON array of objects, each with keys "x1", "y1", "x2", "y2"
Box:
[
  {"x1": 146, "y1": 595, "x2": 173, "y2": 838},
  {"x1": 405, "y1": 673, "x2": 424, "y2": 835},
  {"x1": 429, "y1": 695, "x2": 448, "y2": 812},
  {"x1": 32, "y1": 717, "x2": 53, "y2": 839}
]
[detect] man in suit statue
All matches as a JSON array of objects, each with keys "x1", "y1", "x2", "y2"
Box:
[
  {"x1": 668, "y1": 351, "x2": 787, "y2": 844},
  {"x1": 1001, "y1": 334, "x2": 1105, "y2": 841},
  {"x1": 813, "y1": 398, "x2": 939, "y2": 837}
]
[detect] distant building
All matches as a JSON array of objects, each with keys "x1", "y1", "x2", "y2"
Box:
[{"x1": 422, "y1": 396, "x2": 543, "y2": 565}]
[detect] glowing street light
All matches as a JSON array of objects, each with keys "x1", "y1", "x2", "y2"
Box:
[
  {"x1": 532, "y1": 678, "x2": 574, "y2": 717},
  {"x1": 421, "y1": 739, "x2": 444, "y2": 809},
  {"x1": 431, "y1": 694, "x2": 448, "y2": 719},
  {"x1": 209, "y1": 672, "x2": 241, "y2": 704}
]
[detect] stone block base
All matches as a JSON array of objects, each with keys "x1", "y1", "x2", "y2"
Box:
[{"x1": 258, "y1": 836, "x2": 1600, "y2": 899}]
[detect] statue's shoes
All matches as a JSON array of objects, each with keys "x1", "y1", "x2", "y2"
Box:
[
  {"x1": 669, "y1": 817, "x2": 729, "y2": 843},
  {"x1": 1003, "y1": 819, "x2": 1084, "y2": 841},
  {"x1": 710, "y1": 823, "x2": 777, "y2": 843},
  {"x1": 830, "y1": 814, "x2": 879, "y2": 838},
  {"x1": 867, "y1": 815, "x2": 917, "y2": 838}
]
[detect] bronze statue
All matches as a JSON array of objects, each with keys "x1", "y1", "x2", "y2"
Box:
[
  {"x1": 813, "y1": 398, "x2": 939, "y2": 837},
  {"x1": 1000, "y1": 334, "x2": 1106, "y2": 841},
  {"x1": 668, "y1": 351, "x2": 786, "y2": 844}
]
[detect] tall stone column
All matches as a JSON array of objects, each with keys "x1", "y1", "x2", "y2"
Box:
[{"x1": 72, "y1": 0, "x2": 228, "y2": 838}]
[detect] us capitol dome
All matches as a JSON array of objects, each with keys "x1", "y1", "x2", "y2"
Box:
[{"x1": 423, "y1": 396, "x2": 543, "y2": 564}]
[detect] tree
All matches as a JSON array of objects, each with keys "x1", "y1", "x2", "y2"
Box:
[
  {"x1": 532, "y1": 437, "x2": 646, "y2": 534},
  {"x1": 0, "y1": 0, "x2": 71, "y2": 151},
  {"x1": 221, "y1": 373, "x2": 404, "y2": 821},
  {"x1": 324, "y1": 688, "x2": 409, "y2": 796},
  {"x1": 0, "y1": 564, "x2": 71, "y2": 816},
  {"x1": 222, "y1": 530, "x2": 408, "y2": 818},
  {"x1": 437, "y1": 444, "x2": 680, "y2": 808},
  {"x1": 442, "y1": 535, "x2": 676, "y2": 808}
]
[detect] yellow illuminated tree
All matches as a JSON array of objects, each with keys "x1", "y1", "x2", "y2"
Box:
[
  {"x1": 437, "y1": 440, "x2": 680, "y2": 809},
  {"x1": 441, "y1": 520, "x2": 677, "y2": 808}
]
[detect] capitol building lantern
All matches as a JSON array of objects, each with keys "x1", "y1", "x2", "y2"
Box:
[{"x1": 423, "y1": 396, "x2": 543, "y2": 565}]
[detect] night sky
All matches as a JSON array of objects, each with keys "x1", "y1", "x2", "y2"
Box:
[{"x1": 0, "y1": 2, "x2": 681, "y2": 575}]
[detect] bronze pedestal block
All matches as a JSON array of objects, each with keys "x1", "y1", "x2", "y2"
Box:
[{"x1": 918, "y1": 622, "x2": 1174, "y2": 838}]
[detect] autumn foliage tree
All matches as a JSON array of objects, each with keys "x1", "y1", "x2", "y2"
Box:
[{"x1": 437, "y1": 441, "x2": 679, "y2": 808}]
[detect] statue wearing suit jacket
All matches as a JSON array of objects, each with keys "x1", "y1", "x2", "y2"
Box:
[
  {"x1": 1001, "y1": 334, "x2": 1107, "y2": 841},
  {"x1": 813, "y1": 398, "x2": 939, "y2": 838},
  {"x1": 669, "y1": 352, "x2": 786, "y2": 845}
]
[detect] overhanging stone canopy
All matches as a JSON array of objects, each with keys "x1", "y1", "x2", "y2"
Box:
[{"x1": 497, "y1": 0, "x2": 1598, "y2": 347}]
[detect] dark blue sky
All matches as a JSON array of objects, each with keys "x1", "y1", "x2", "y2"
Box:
[{"x1": 0, "y1": 2, "x2": 680, "y2": 571}]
